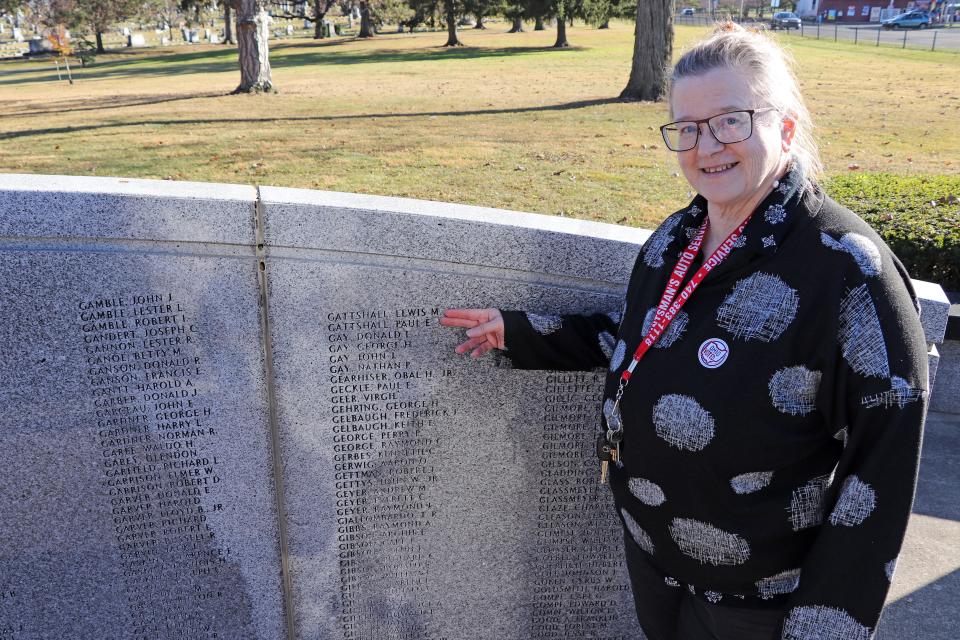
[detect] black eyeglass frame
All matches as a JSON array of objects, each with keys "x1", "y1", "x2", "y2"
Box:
[{"x1": 659, "y1": 108, "x2": 778, "y2": 152}]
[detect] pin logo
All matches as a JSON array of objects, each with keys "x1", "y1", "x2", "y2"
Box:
[{"x1": 698, "y1": 338, "x2": 729, "y2": 369}]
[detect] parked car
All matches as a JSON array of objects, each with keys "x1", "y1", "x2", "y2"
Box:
[
  {"x1": 881, "y1": 11, "x2": 931, "y2": 28},
  {"x1": 770, "y1": 11, "x2": 802, "y2": 29},
  {"x1": 681, "y1": 7, "x2": 695, "y2": 15}
]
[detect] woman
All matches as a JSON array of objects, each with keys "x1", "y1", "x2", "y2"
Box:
[{"x1": 440, "y1": 23, "x2": 928, "y2": 640}]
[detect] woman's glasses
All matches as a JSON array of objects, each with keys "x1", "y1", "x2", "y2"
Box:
[{"x1": 660, "y1": 108, "x2": 777, "y2": 152}]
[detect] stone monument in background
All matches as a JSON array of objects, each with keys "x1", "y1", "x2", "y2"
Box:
[{"x1": 1, "y1": 175, "x2": 656, "y2": 639}]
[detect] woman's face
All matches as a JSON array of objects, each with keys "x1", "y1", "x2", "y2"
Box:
[{"x1": 670, "y1": 67, "x2": 792, "y2": 209}]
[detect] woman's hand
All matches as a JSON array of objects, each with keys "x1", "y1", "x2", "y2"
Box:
[{"x1": 439, "y1": 308, "x2": 505, "y2": 358}]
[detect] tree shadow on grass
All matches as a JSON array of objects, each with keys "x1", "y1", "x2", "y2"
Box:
[
  {"x1": 0, "y1": 97, "x2": 620, "y2": 141},
  {"x1": 0, "y1": 41, "x2": 583, "y2": 87},
  {"x1": 5, "y1": 91, "x2": 226, "y2": 118}
]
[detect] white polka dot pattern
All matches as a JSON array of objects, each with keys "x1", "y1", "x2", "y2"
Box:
[
  {"x1": 609, "y1": 339, "x2": 627, "y2": 372},
  {"x1": 755, "y1": 568, "x2": 801, "y2": 599},
  {"x1": 782, "y1": 605, "x2": 872, "y2": 640},
  {"x1": 598, "y1": 331, "x2": 615, "y2": 360},
  {"x1": 861, "y1": 376, "x2": 926, "y2": 409},
  {"x1": 526, "y1": 313, "x2": 563, "y2": 336},
  {"x1": 769, "y1": 366, "x2": 822, "y2": 416},
  {"x1": 789, "y1": 473, "x2": 834, "y2": 531},
  {"x1": 652, "y1": 394, "x2": 715, "y2": 451},
  {"x1": 669, "y1": 518, "x2": 751, "y2": 566},
  {"x1": 730, "y1": 471, "x2": 774, "y2": 495},
  {"x1": 821, "y1": 231, "x2": 883, "y2": 277},
  {"x1": 839, "y1": 284, "x2": 890, "y2": 379},
  {"x1": 716, "y1": 273, "x2": 798, "y2": 342},
  {"x1": 641, "y1": 307, "x2": 689, "y2": 349},
  {"x1": 828, "y1": 475, "x2": 876, "y2": 527},
  {"x1": 643, "y1": 212, "x2": 683, "y2": 268},
  {"x1": 621, "y1": 508, "x2": 655, "y2": 554},
  {"x1": 628, "y1": 477, "x2": 666, "y2": 506},
  {"x1": 885, "y1": 558, "x2": 898, "y2": 582}
]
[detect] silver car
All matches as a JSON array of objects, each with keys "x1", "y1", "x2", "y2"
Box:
[{"x1": 771, "y1": 11, "x2": 802, "y2": 29}]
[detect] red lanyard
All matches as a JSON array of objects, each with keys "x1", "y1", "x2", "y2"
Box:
[{"x1": 620, "y1": 211, "x2": 753, "y2": 383}]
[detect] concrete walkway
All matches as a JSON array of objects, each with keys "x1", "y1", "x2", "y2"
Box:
[{"x1": 879, "y1": 411, "x2": 960, "y2": 638}]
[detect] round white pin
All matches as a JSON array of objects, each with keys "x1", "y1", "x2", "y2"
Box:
[{"x1": 698, "y1": 338, "x2": 729, "y2": 369}]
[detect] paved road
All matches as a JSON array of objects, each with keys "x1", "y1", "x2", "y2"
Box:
[
  {"x1": 783, "y1": 22, "x2": 960, "y2": 52},
  {"x1": 878, "y1": 410, "x2": 960, "y2": 638}
]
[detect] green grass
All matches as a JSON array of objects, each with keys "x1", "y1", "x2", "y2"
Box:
[
  {"x1": 826, "y1": 173, "x2": 960, "y2": 289},
  {"x1": 0, "y1": 22, "x2": 957, "y2": 230}
]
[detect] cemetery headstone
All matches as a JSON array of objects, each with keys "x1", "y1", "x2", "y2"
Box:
[
  {"x1": 27, "y1": 37, "x2": 52, "y2": 53},
  {"x1": 127, "y1": 33, "x2": 146, "y2": 47}
]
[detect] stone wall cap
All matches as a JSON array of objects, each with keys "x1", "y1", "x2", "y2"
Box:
[
  {"x1": 0, "y1": 173, "x2": 256, "y2": 201},
  {"x1": 258, "y1": 185, "x2": 651, "y2": 246}
]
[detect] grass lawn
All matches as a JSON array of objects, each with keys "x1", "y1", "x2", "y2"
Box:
[{"x1": 0, "y1": 22, "x2": 957, "y2": 229}]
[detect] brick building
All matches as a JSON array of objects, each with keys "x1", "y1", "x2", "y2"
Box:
[{"x1": 797, "y1": 0, "x2": 938, "y2": 20}]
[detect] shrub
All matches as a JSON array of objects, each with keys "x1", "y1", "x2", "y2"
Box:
[{"x1": 824, "y1": 173, "x2": 960, "y2": 292}]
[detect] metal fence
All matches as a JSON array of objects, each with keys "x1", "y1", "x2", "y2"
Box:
[{"x1": 674, "y1": 14, "x2": 959, "y2": 52}]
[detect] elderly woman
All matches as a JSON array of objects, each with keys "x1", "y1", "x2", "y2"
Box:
[{"x1": 440, "y1": 23, "x2": 928, "y2": 640}]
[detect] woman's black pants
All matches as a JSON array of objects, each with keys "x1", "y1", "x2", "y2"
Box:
[{"x1": 623, "y1": 532, "x2": 787, "y2": 640}]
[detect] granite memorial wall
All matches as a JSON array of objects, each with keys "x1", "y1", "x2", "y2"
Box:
[
  {"x1": 1, "y1": 175, "x2": 950, "y2": 639},
  {"x1": 1, "y1": 175, "x2": 659, "y2": 640}
]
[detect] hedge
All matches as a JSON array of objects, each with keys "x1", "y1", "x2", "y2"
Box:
[{"x1": 824, "y1": 173, "x2": 960, "y2": 292}]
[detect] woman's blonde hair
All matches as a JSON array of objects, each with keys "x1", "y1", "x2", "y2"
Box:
[{"x1": 669, "y1": 22, "x2": 824, "y2": 182}]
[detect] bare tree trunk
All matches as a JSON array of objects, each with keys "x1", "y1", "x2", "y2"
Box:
[
  {"x1": 508, "y1": 16, "x2": 524, "y2": 32},
  {"x1": 599, "y1": 18, "x2": 609, "y2": 28},
  {"x1": 95, "y1": 30, "x2": 104, "y2": 52},
  {"x1": 313, "y1": 0, "x2": 324, "y2": 38},
  {"x1": 473, "y1": 13, "x2": 485, "y2": 28},
  {"x1": 620, "y1": 0, "x2": 674, "y2": 101},
  {"x1": 553, "y1": 17, "x2": 568, "y2": 46},
  {"x1": 534, "y1": 16, "x2": 545, "y2": 30},
  {"x1": 358, "y1": 1, "x2": 374, "y2": 36},
  {"x1": 224, "y1": 3, "x2": 235, "y2": 43},
  {"x1": 234, "y1": 0, "x2": 273, "y2": 93},
  {"x1": 444, "y1": 0, "x2": 462, "y2": 45}
]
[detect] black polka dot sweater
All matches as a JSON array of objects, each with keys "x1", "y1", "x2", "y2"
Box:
[{"x1": 500, "y1": 168, "x2": 928, "y2": 639}]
